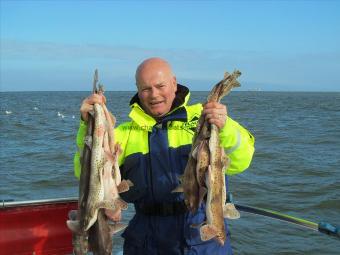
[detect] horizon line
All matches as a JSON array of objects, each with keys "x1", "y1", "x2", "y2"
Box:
[{"x1": 1, "y1": 90, "x2": 340, "y2": 93}]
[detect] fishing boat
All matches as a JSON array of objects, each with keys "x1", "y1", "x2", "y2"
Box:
[
  {"x1": 0, "y1": 197, "x2": 78, "y2": 255},
  {"x1": 1, "y1": 197, "x2": 338, "y2": 255}
]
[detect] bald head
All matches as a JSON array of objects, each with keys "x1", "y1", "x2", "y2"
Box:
[{"x1": 135, "y1": 57, "x2": 174, "y2": 87}]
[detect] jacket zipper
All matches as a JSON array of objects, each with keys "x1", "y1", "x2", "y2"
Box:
[{"x1": 148, "y1": 131, "x2": 155, "y2": 202}]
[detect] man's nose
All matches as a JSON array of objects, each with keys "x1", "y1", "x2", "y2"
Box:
[{"x1": 150, "y1": 87, "x2": 159, "y2": 98}]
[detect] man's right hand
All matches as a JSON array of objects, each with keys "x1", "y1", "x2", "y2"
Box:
[{"x1": 80, "y1": 93, "x2": 106, "y2": 122}]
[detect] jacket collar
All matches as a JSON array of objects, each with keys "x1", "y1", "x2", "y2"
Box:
[{"x1": 129, "y1": 84, "x2": 190, "y2": 128}]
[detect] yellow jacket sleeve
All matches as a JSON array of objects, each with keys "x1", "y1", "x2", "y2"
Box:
[
  {"x1": 219, "y1": 117, "x2": 255, "y2": 175},
  {"x1": 73, "y1": 120, "x2": 88, "y2": 179}
]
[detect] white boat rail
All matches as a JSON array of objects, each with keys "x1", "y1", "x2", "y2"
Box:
[{"x1": 1, "y1": 196, "x2": 78, "y2": 208}]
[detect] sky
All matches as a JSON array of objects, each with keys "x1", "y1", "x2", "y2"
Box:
[{"x1": 1, "y1": 0, "x2": 339, "y2": 92}]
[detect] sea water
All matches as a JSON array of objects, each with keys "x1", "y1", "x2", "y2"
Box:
[{"x1": 1, "y1": 91, "x2": 339, "y2": 254}]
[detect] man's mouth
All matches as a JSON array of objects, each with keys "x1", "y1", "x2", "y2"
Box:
[{"x1": 150, "y1": 101, "x2": 164, "y2": 106}]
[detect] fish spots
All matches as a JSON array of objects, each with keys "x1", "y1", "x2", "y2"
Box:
[
  {"x1": 79, "y1": 103, "x2": 133, "y2": 233},
  {"x1": 95, "y1": 124, "x2": 105, "y2": 137}
]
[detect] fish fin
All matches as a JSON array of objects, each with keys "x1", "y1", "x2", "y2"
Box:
[
  {"x1": 68, "y1": 210, "x2": 78, "y2": 220},
  {"x1": 191, "y1": 145, "x2": 199, "y2": 159},
  {"x1": 232, "y1": 80, "x2": 241, "y2": 88},
  {"x1": 99, "y1": 198, "x2": 128, "y2": 211},
  {"x1": 223, "y1": 203, "x2": 240, "y2": 219},
  {"x1": 66, "y1": 220, "x2": 81, "y2": 233},
  {"x1": 190, "y1": 221, "x2": 206, "y2": 229},
  {"x1": 221, "y1": 153, "x2": 230, "y2": 170},
  {"x1": 126, "y1": 179, "x2": 134, "y2": 187},
  {"x1": 104, "y1": 118, "x2": 111, "y2": 131},
  {"x1": 105, "y1": 207, "x2": 122, "y2": 221},
  {"x1": 114, "y1": 198, "x2": 128, "y2": 210},
  {"x1": 109, "y1": 112, "x2": 116, "y2": 127},
  {"x1": 216, "y1": 236, "x2": 226, "y2": 246},
  {"x1": 103, "y1": 127, "x2": 110, "y2": 148},
  {"x1": 85, "y1": 135, "x2": 92, "y2": 148},
  {"x1": 178, "y1": 174, "x2": 185, "y2": 184},
  {"x1": 114, "y1": 143, "x2": 122, "y2": 156},
  {"x1": 104, "y1": 152, "x2": 115, "y2": 165},
  {"x1": 171, "y1": 185, "x2": 184, "y2": 193},
  {"x1": 98, "y1": 200, "x2": 116, "y2": 210},
  {"x1": 200, "y1": 224, "x2": 218, "y2": 242},
  {"x1": 109, "y1": 222, "x2": 127, "y2": 235},
  {"x1": 117, "y1": 179, "x2": 133, "y2": 193}
]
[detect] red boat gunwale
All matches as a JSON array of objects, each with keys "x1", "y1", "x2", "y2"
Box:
[{"x1": 0, "y1": 197, "x2": 78, "y2": 255}]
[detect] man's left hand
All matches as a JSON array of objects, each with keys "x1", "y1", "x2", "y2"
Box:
[{"x1": 203, "y1": 102, "x2": 228, "y2": 129}]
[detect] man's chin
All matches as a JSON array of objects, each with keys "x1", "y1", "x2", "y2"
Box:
[
  {"x1": 152, "y1": 111, "x2": 166, "y2": 118},
  {"x1": 149, "y1": 108, "x2": 167, "y2": 118}
]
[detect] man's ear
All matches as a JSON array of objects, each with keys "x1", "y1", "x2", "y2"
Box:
[{"x1": 173, "y1": 76, "x2": 177, "y2": 92}]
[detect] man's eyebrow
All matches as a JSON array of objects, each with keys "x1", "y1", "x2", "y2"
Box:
[{"x1": 138, "y1": 83, "x2": 150, "y2": 88}]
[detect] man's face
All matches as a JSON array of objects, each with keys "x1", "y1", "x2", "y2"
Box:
[{"x1": 137, "y1": 70, "x2": 177, "y2": 118}]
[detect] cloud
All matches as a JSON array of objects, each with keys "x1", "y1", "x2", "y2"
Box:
[{"x1": 1, "y1": 39, "x2": 339, "y2": 91}]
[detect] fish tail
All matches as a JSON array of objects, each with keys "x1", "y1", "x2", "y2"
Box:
[
  {"x1": 117, "y1": 179, "x2": 133, "y2": 193},
  {"x1": 223, "y1": 202, "x2": 240, "y2": 219},
  {"x1": 66, "y1": 220, "x2": 81, "y2": 233},
  {"x1": 114, "y1": 197, "x2": 128, "y2": 210},
  {"x1": 200, "y1": 224, "x2": 218, "y2": 242},
  {"x1": 171, "y1": 185, "x2": 184, "y2": 193},
  {"x1": 109, "y1": 222, "x2": 128, "y2": 235}
]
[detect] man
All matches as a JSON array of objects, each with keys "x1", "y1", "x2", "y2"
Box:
[{"x1": 74, "y1": 57, "x2": 255, "y2": 254}]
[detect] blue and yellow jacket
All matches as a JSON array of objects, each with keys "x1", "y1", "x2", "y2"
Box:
[
  {"x1": 73, "y1": 85, "x2": 255, "y2": 253},
  {"x1": 74, "y1": 85, "x2": 254, "y2": 204}
]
